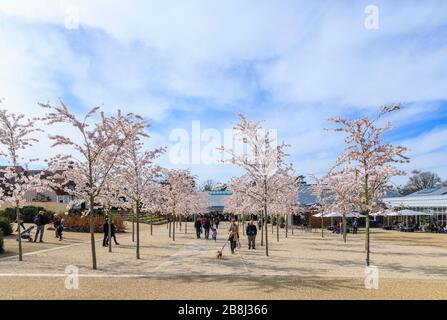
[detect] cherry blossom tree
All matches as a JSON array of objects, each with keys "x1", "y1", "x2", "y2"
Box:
[
  {"x1": 310, "y1": 174, "x2": 332, "y2": 238},
  {"x1": 40, "y1": 101, "x2": 146, "y2": 269},
  {"x1": 115, "y1": 115, "x2": 165, "y2": 259},
  {"x1": 326, "y1": 169, "x2": 360, "y2": 243},
  {"x1": 159, "y1": 169, "x2": 197, "y2": 241},
  {"x1": 0, "y1": 108, "x2": 49, "y2": 261},
  {"x1": 97, "y1": 177, "x2": 130, "y2": 253},
  {"x1": 330, "y1": 105, "x2": 409, "y2": 265},
  {"x1": 220, "y1": 114, "x2": 297, "y2": 256}
]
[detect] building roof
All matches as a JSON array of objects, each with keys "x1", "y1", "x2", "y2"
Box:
[{"x1": 404, "y1": 187, "x2": 447, "y2": 197}]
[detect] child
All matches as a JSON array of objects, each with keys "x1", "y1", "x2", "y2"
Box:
[{"x1": 211, "y1": 228, "x2": 217, "y2": 242}]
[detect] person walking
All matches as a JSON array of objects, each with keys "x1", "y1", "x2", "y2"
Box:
[
  {"x1": 194, "y1": 219, "x2": 202, "y2": 239},
  {"x1": 33, "y1": 211, "x2": 45, "y2": 243},
  {"x1": 214, "y1": 217, "x2": 220, "y2": 229},
  {"x1": 110, "y1": 221, "x2": 119, "y2": 245},
  {"x1": 211, "y1": 228, "x2": 217, "y2": 242},
  {"x1": 246, "y1": 220, "x2": 257, "y2": 250},
  {"x1": 53, "y1": 215, "x2": 63, "y2": 241},
  {"x1": 203, "y1": 218, "x2": 211, "y2": 239},
  {"x1": 227, "y1": 218, "x2": 239, "y2": 254},
  {"x1": 103, "y1": 218, "x2": 109, "y2": 247},
  {"x1": 353, "y1": 218, "x2": 358, "y2": 234}
]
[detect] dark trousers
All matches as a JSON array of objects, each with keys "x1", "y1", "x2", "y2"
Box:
[
  {"x1": 196, "y1": 228, "x2": 201, "y2": 239},
  {"x1": 248, "y1": 235, "x2": 256, "y2": 249},
  {"x1": 34, "y1": 225, "x2": 44, "y2": 242},
  {"x1": 230, "y1": 240, "x2": 237, "y2": 253},
  {"x1": 204, "y1": 228, "x2": 210, "y2": 239},
  {"x1": 103, "y1": 233, "x2": 118, "y2": 245}
]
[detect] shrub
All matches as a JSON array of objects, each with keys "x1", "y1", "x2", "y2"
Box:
[
  {"x1": 0, "y1": 206, "x2": 54, "y2": 224},
  {"x1": 0, "y1": 230, "x2": 4, "y2": 254},
  {"x1": 63, "y1": 215, "x2": 126, "y2": 233},
  {"x1": 0, "y1": 217, "x2": 12, "y2": 236}
]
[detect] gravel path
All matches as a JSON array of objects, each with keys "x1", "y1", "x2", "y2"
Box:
[{"x1": 1, "y1": 222, "x2": 446, "y2": 299}]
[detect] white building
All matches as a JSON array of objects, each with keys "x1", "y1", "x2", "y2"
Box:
[{"x1": 383, "y1": 187, "x2": 447, "y2": 224}]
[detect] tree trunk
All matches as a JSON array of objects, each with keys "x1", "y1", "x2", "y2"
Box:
[
  {"x1": 136, "y1": 205, "x2": 140, "y2": 259},
  {"x1": 342, "y1": 214, "x2": 347, "y2": 243},
  {"x1": 276, "y1": 213, "x2": 279, "y2": 242},
  {"x1": 108, "y1": 214, "x2": 112, "y2": 253},
  {"x1": 321, "y1": 214, "x2": 324, "y2": 238},
  {"x1": 180, "y1": 215, "x2": 182, "y2": 232},
  {"x1": 264, "y1": 210, "x2": 269, "y2": 256},
  {"x1": 260, "y1": 214, "x2": 264, "y2": 246},
  {"x1": 132, "y1": 211, "x2": 135, "y2": 242},
  {"x1": 16, "y1": 204, "x2": 22, "y2": 261},
  {"x1": 89, "y1": 197, "x2": 97, "y2": 270},
  {"x1": 291, "y1": 215, "x2": 294, "y2": 235},
  {"x1": 150, "y1": 214, "x2": 153, "y2": 236},
  {"x1": 271, "y1": 215, "x2": 274, "y2": 234},
  {"x1": 169, "y1": 214, "x2": 172, "y2": 238},
  {"x1": 285, "y1": 214, "x2": 288, "y2": 238},
  {"x1": 366, "y1": 212, "x2": 370, "y2": 266},
  {"x1": 173, "y1": 213, "x2": 176, "y2": 241},
  {"x1": 185, "y1": 215, "x2": 187, "y2": 234}
]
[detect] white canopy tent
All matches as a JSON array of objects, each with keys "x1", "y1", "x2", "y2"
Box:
[
  {"x1": 385, "y1": 209, "x2": 434, "y2": 217},
  {"x1": 313, "y1": 212, "x2": 366, "y2": 218}
]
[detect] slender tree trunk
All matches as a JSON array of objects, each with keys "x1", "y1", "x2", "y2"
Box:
[
  {"x1": 271, "y1": 214, "x2": 274, "y2": 234},
  {"x1": 132, "y1": 210, "x2": 135, "y2": 242},
  {"x1": 260, "y1": 214, "x2": 264, "y2": 246},
  {"x1": 342, "y1": 214, "x2": 347, "y2": 243},
  {"x1": 16, "y1": 204, "x2": 22, "y2": 261},
  {"x1": 276, "y1": 213, "x2": 279, "y2": 242},
  {"x1": 136, "y1": 204, "x2": 140, "y2": 259},
  {"x1": 173, "y1": 213, "x2": 176, "y2": 241},
  {"x1": 264, "y1": 210, "x2": 269, "y2": 256},
  {"x1": 89, "y1": 197, "x2": 97, "y2": 270},
  {"x1": 285, "y1": 214, "x2": 288, "y2": 238},
  {"x1": 169, "y1": 214, "x2": 172, "y2": 238},
  {"x1": 180, "y1": 215, "x2": 182, "y2": 232},
  {"x1": 185, "y1": 215, "x2": 187, "y2": 234},
  {"x1": 321, "y1": 215, "x2": 324, "y2": 238},
  {"x1": 291, "y1": 214, "x2": 294, "y2": 235},
  {"x1": 150, "y1": 214, "x2": 153, "y2": 236},
  {"x1": 366, "y1": 212, "x2": 370, "y2": 266},
  {"x1": 108, "y1": 214, "x2": 112, "y2": 253}
]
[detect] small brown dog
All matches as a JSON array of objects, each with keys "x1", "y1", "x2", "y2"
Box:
[{"x1": 216, "y1": 250, "x2": 223, "y2": 259}]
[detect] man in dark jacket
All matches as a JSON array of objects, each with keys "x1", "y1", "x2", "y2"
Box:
[
  {"x1": 203, "y1": 218, "x2": 211, "y2": 239},
  {"x1": 194, "y1": 219, "x2": 202, "y2": 239},
  {"x1": 103, "y1": 218, "x2": 109, "y2": 247},
  {"x1": 246, "y1": 220, "x2": 257, "y2": 250},
  {"x1": 33, "y1": 212, "x2": 45, "y2": 242}
]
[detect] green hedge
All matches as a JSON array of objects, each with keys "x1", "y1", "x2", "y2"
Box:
[
  {"x1": 0, "y1": 206, "x2": 54, "y2": 224},
  {"x1": 0, "y1": 230, "x2": 4, "y2": 254},
  {"x1": 0, "y1": 217, "x2": 12, "y2": 236}
]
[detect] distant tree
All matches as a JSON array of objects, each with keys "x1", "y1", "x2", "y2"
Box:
[
  {"x1": 201, "y1": 179, "x2": 218, "y2": 192},
  {"x1": 401, "y1": 170, "x2": 442, "y2": 194}
]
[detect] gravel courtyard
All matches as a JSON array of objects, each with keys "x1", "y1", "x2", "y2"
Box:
[{"x1": 0, "y1": 222, "x2": 446, "y2": 300}]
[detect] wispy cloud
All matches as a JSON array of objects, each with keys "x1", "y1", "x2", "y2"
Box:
[{"x1": 1, "y1": 0, "x2": 446, "y2": 183}]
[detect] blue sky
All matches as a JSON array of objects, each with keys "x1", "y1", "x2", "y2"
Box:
[{"x1": 1, "y1": 0, "x2": 447, "y2": 185}]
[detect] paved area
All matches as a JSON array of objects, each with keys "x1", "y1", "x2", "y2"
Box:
[{"x1": 0, "y1": 222, "x2": 446, "y2": 299}]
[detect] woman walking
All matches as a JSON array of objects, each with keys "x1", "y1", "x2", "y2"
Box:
[{"x1": 227, "y1": 219, "x2": 239, "y2": 254}]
